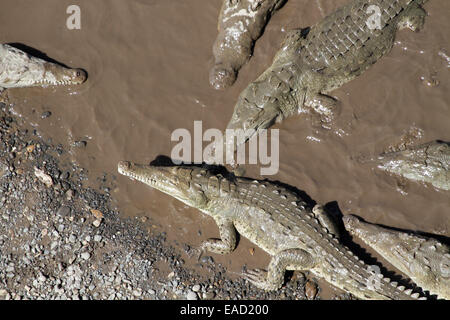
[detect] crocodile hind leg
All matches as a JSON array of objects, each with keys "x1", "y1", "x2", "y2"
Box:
[
  {"x1": 242, "y1": 249, "x2": 315, "y2": 290},
  {"x1": 398, "y1": 4, "x2": 426, "y2": 32},
  {"x1": 199, "y1": 217, "x2": 237, "y2": 255},
  {"x1": 210, "y1": 0, "x2": 287, "y2": 90}
]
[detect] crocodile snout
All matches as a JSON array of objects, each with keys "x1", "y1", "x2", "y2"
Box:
[{"x1": 71, "y1": 68, "x2": 87, "y2": 84}]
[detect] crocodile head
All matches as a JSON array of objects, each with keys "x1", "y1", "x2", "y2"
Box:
[
  {"x1": 344, "y1": 214, "x2": 450, "y2": 299},
  {"x1": 118, "y1": 161, "x2": 209, "y2": 209},
  {"x1": 0, "y1": 44, "x2": 87, "y2": 88}
]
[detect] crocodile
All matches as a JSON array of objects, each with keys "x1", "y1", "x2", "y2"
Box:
[
  {"x1": 377, "y1": 140, "x2": 450, "y2": 191},
  {"x1": 210, "y1": 0, "x2": 287, "y2": 90},
  {"x1": 344, "y1": 215, "x2": 450, "y2": 299},
  {"x1": 0, "y1": 44, "x2": 87, "y2": 93},
  {"x1": 118, "y1": 160, "x2": 425, "y2": 299},
  {"x1": 225, "y1": 0, "x2": 429, "y2": 150}
]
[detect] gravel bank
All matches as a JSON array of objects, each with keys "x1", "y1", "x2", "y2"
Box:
[{"x1": 0, "y1": 101, "x2": 336, "y2": 300}]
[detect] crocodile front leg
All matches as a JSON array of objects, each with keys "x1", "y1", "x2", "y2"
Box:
[
  {"x1": 242, "y1": 248, "x2": 315, "y2": 290},
  {"x1": 200, "y1": 217, "x2": 237, "y2": 254},
  {"x1": 305, "y1": 93, "x2": 339, "y2": 126},
  {"x1": 312, "y1": 204, "x2": 341, "y2": 239},
  {"x1": 210, "y1": 0, "x2": 287, "y2": 89}
]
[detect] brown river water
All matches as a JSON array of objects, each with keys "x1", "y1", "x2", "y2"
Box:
[{"x1": 1, "y1": 0, "x2": 449, "y2": 298}]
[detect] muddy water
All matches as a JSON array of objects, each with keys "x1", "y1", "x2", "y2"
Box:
[{"x1": 2, "y1": 0, "x2": 449, "y2": 298}]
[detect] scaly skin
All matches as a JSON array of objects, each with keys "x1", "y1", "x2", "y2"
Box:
[
  {"x1": 377, "y1": 140, "x2": 450, "y2": 191},
  {"x1": 0, "y1": 44, "x2": 87, "y2": 92},
  {"x1": 226, "y1": 0, "x2": 429, "y2": 150},
  {"x1": 344, "y1": 215, "x2": 450, "y2": 300},
  {"x1": 118, "y1": 160, "x2": 426, "y2": 300},
  {"x1": 210, "y1": 0, "x2": 287, "y2": 90}
]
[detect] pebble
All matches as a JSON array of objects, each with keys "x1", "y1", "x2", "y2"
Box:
[
  {"x1": 186, "y1": 291, "x2": 198, "y2": 300},
  {"x1": 65, "y1": 190, "x2": 75, "y2": 201},
  {"x1": 132, "y1": 290, "x2": 142, "y2": 297},
  {"x1": 92, "y1": 219, "x2": 102, "y2": 227},
  {"x1": 56, "y1": 206, "x2": 71, "y2": 217},
  {"x1": 41, "y1": 111, "x2": 52, "y2": 119},
  {"x1": 38, "y1": 274, "x2": 47, "y2": 282},
  {"x1": 50, "y1": 241, "x2": 58, "y2": 250},
  {"x1": 72, "y1": 140, "x2": 87, "y2": 148},
  {"x1": 80, "y1": 252, "x2": 91, "y2": 260},
  {"x1": 305, "y1": 280, "x2": 318, "y2": 300},
  {"x1": 202, "y1": 291, "x2": 215, "y2": 300},
  {"x1": 192, "y1": 284, "x2": 201, "y2": 292},
  {"x1": 94, "y1": 235, "x2": 102, "y2": 242}
]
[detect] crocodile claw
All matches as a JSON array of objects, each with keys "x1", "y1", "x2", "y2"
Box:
[{"x1": 242, "y1": 268, "x2": 268, "y2": 288}]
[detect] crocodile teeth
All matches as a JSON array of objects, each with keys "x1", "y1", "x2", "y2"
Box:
[
  {"x1": 411, "y1": 293, "x2": 420, "y2": 298},
  {"x1": 390, "y1": 282, "x2": 398, "y2": 287},
  {"x1": 398, "y1": 286, "x2": 405, "y2": 291},
  {"x1": 404, "y1": 289, "x2": 413, "y2": 295}
]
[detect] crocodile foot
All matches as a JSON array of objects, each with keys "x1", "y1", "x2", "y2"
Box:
[
  {"x1": 210, "y1": 0, "x2": 287, "y2": 89},
  {"x1": 242, "y1": 268, "x2": 281, "y2": 291},
  {"x1": 306, "y1": 93, "x2": 341, "y2": 127}
]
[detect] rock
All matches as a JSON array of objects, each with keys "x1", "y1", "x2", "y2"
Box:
[
  {"x1": 132, "y1": 290, "x2": 142, "y2": 297},
  {"x1": 34, "y1": 167, "x2": 53, "y2": 187},
  {"x1": 186, "y1": 291, "x2": 198, "y2": 300},
  {"x1": 80, "y1": 252, "x2": 91, "y2": 260},
  {"x1": 305, "y1": 280, "x2": 318, "y2": 300},
  {"x1": 92, "y1": 219, "x2": 102, "y2": 228},
  {"x1": 57, "y1": 206, "x2": 71, "y2": 217},
  {"x1": 90, "y1": 209, "x2": 104, "y2": 220},
  {"x1": 202, "y1": 291, "x2": 215, "y2": 300},
  {"x1": 41, "y1": 111, "x2": 52, "y2": 119},
  {"x1": 72, "y1": 140, "x2": 87, "y2": 148},
  {"x1": 26, "y1": 145, "x2": 35, "y2": 153},
  {"x1": 192, "y1": 284, "x2": 201, "y2": 292},
  {"x1": 65, "y1": 189, "x2": 75, "y2": 201}
]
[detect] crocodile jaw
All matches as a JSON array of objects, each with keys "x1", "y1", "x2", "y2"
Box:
[
  {"x1": 118, "y1": 161, "x2": 207, "y2": 208},
  {"x1": 35, "y1": 62, "x2": 87, "y2": 87}
]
